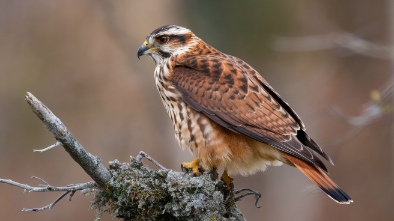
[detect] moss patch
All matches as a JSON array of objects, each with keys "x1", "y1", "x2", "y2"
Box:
[{"x1": 91, "y1": 158, "x2": 244, "y2": 221}]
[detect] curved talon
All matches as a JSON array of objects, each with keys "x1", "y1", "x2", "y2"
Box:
[
  {"x1": 181, "y1": 158, "x2": 203, "y2": 175},
  {"x1": 234, "y1": 188, "x2": 262, "y2": 208}
]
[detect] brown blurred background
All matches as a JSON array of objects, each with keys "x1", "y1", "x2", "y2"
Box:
[{"x1": 0, "y1": 1, "x2": 393, "y2": 220}]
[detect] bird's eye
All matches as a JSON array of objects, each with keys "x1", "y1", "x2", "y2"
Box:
[{"x1": 156, "y1": 35, "x2": 169, "y2": 44}]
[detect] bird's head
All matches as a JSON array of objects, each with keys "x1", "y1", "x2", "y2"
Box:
[{"x1": 137, "y1": 25, "x2": 199, "y2": 65}]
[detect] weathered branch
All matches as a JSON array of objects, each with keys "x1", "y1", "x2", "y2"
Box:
[
  {"x1": 23, "y1": 191, "x2": 71, "y2": 212},
  {"x1": 0, "y1": 92, "x2": 248, "y2": 220},
  {"x1": 0, "y1": 177, "x2": 96, "y2": 211},
  {"x1": 0, "y1": 177, "x2": 95, "y2": 193},
  {"x1": 93, "y1": 154, "x2": 245, "y2": 220},
  {"x1": 25, "y1": 92, "x2": 111, "y2": 187}
]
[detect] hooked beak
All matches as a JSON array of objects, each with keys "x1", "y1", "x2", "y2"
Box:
[{"x1": 137, "y1": 40, "x2": 151, "y2": 59}]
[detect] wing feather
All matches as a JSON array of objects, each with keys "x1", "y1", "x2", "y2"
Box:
[{"x1": 171, "y1": 54, "x2": 333, "y2": 171}]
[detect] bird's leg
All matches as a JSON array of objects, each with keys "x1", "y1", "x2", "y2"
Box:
[
  {"x1": 209, "y1": 167, "x2": 219, "y2": 180},
  {"x1": 220, "y1": 169, "x2": 235, "y2": 203},
  {"x1": 220, "y1": 169, "x2": 234, "y2": 189},
  {"x1": 181, "y1": 157, "x2": 204, "y2": 176}
]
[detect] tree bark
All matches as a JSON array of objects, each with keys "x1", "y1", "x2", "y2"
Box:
[{"x1": 0, "y1": 93, "x2": 246, "y2": 220}]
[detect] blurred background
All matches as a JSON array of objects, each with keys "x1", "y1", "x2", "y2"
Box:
[{"x1": 0, "y1": 1, "x2": 393, "y2": 220}]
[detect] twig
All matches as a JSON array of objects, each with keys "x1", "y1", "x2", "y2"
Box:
[
  {"x1": 0, "y1": 178, "x2": 96, "y2": 193},
  {"x1": 273, "y1": 33, "x2": 393, "y2": 59},
  {"x1": 34, "y1": 141, "x2": 62, "y2": 152},
  {"x1": 0, "y1": 178, "x2": 96, "y2": 211},
  {"x1": 22, "y1": 191, "x2": 71, "y2": 212},
  {"x1": 25, "y1": 92, "x2": 111, "y2": 187},
  {"x1": 327, "y1": 82, "x2": 393, "y2": 147},
  {"x1": 135, "y1": 151, "x2": 167, "y2": 170},
  {"x1": 69, "y1": 190, "x2": 77, "y2": 201},
  {"x1": 31, "y1": 176, "x2": 50, "y2": 186}
]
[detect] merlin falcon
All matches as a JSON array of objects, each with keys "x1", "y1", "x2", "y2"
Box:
[{"x1": 137, "y1": 25, "x2": 352, "y2": 204}]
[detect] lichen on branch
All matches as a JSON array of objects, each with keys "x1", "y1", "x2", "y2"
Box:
[
  {"x1": 92, "y1": 158, "x2": 245, "y2": 221},
  {"x1": 0, "y1": 92, "x2": 247, "y2": 220}
]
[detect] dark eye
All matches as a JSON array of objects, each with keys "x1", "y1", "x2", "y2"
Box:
[{"x1": 156, "y1": 35, "x2": 169, "y2": 44}]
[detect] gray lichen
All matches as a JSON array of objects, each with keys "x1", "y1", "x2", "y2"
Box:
[{"x1": 91, "y1": 158, "x2": 245, "y2": 221}]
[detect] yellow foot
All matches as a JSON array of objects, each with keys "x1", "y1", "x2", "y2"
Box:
[
  {"x1": 181, "y1": 158, "x2": 204, "y2": 176},
  {"x1": 220, "y1": 170, "x2": 234, "y2": 189}
]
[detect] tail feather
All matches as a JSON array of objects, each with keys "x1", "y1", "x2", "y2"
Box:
[{"x1": 284, "y1": 154, "x2": 353, "y2": 204}]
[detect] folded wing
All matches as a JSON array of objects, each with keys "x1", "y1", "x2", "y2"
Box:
[{"x1": 171, "y1": 54, "x2": 333, "y2": 172}]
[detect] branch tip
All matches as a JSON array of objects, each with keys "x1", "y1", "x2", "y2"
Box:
[
  {"x1": 24, "y1": 92, "x2": 111, "y2": 187},
  {"x1": 33, "y1": 141, "x2": 62, "y2": 153},
  {"x1": 135, "y1": 151, "x2": 167, "y2": 170}
]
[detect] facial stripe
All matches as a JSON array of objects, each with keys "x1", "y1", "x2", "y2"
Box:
[{"x1": 150, "y1": 25, "x2": 191, "y2": 37}]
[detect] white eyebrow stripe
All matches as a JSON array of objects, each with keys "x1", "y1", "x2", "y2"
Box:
[{"x1": 154, "y1": 27, "x2": 191, "y2": 36}]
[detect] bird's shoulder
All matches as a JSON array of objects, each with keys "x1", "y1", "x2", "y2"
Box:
[{"x1": 170, "y1": 52, "x2": 304, "y2": 136}]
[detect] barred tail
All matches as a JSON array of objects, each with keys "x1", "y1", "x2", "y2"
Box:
[{"x1": 284, "y1": 154, "x2": 353, "y2": 204}]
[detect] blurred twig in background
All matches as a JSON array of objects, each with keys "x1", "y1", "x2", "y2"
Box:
[
  {"x1": 328, "y1": 82, "x2": 393, "y2": 147},
  {"x1": 273, "y1": 33, "x2": 393, "y2": 59},
  {"x1": 274, "y1": 33, "x2": 394, "y2": 148}
]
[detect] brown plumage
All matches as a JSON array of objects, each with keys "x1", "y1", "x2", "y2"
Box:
[{"x1": 137, "y1": 25, "x2": 352, "y2": 204}]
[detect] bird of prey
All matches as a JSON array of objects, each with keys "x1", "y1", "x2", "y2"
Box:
[{"x1": 137, "y1": 25, "x2": 352, "y2": 204}]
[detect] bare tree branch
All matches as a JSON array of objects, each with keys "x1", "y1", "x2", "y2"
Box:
[
  {"x1": 22, "y1": 191, "x2": 72, "y2": 212},
  {"x1": 25, "y1": 92, "x2": 111, "y2": 187},
  {"x1": 331, "y1": 82, "x2": 392, "y2": 125},
  {"x1": 273, "y1": 33, "x2": 393, "y2": 59},
  {"x1": 0, "y1": 92, "x2": 248, "y2": 220},
  {"x1": 327, "y1": 82, "x2": 393, "y2": 148},
  {"x1": 0, "y1": 178, "x2": 96, "y2": 193},
  {"x1": 0, "y1": 178, "x2": 96, "y2": 212}
]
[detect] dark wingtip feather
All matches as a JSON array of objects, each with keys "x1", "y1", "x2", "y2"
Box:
[{"x1": 296, "y1": 130, "x2": 334, "y2": 165}]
